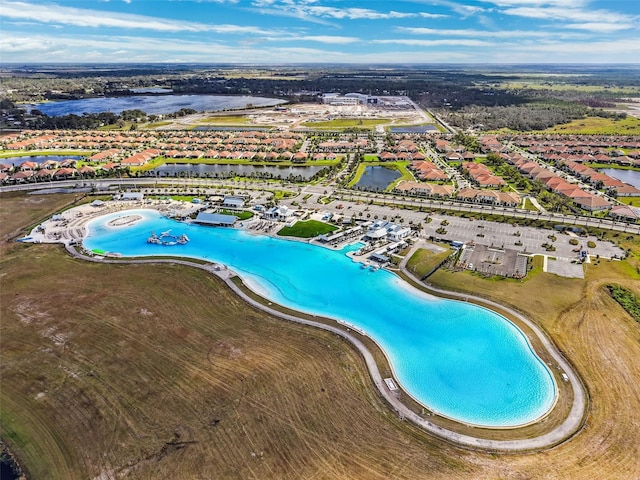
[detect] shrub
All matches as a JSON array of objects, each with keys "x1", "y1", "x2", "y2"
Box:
[
  {"x1": 587, "y1": 240, "x2": 597, "y2": 248},
  {"x1": 569, "y1": 238, "x2": 579, "y2": 245},
  {"x1": 607, "y1": 284, "x2": 640, "y2": 322}
]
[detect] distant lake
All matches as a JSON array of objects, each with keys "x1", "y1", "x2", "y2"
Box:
[
  {"x1": 355, "y1": 166, "x2": 401, "y2": 190},
  {"x1": 129, "y1": 87, "x2": 173, "y2": 94},
  {"x1": 153, "y1": 163, "x2": 324, "y2": 180},
  {"x1": 390, "y1": 126, "x2": 438, "y2": 133},
  {"x1": 28, "y1": 95, "x2": 286, "y2": 117},
  {"x1": 2, "y1": 155, "x2": 84, "y2": 166},
  {"x1": 600, "y1": 168, "x2": 640, "y2": 189}
]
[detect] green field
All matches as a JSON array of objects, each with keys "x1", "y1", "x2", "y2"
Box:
[
  {"x1": 406, "y1": 246, "x2": 453, "y2": 278},
  {"x1": 618, "y1": 196, "x2": 640, "y2": 206},
  {"x1": 499, "y1": 82, "x2": 640, "y2": 95},
  {"x1": 220, "y1": 209, "x2": 253, "y2": 220},
  {"x1": 543, "y1": 116, "x2": 640, "y2": 135},
  {"x1": 301, "y1": 118, "x2": 389, "y2": 129},
  {"x1": 199, "y1": 115, "x2": 253, "y2": 125},
  {"x1": 0, "y1": 150, "x2": 93, "y2": 159},
  {"x1": 143, "y1": 121, "x2": 172, "y2": 128},
  {"x1": 276, "y1": 219, "x2": 337, "y2": 238}
]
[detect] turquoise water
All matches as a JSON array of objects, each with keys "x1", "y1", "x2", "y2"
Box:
[{"x1": 83, "y1": 209, "x2": 556, "y2": 427}]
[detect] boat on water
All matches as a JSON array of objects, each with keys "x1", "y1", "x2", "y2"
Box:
[{"x1": 147, "y1": 231, "x2": 190, "y2": 246}]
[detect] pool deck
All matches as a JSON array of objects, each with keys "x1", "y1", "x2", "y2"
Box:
[{"x1": 27, "y1": 202, "x2": 588, "y2": 452}]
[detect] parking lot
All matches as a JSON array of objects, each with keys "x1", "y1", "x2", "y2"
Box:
[
  {"x1": 422, "y1": 215, "x2": 625, "y2": 262},
  {"x1": 459, "y1": 244, "x2": 528, "y2": 278}
]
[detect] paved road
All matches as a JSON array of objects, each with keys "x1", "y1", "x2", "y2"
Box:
[
  {"x1": 62, "y1": 241, "x2": 587, "y2": 452},
  {"x1": 3, "y1": 178, "x2": 638, "y2": 236}
]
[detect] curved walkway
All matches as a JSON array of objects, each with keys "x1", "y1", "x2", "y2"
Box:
[{"x1": 62, "y1": 241, "x2": 588, "y2": 452}]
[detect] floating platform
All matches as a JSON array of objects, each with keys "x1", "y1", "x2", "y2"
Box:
[{"x1": 147, "y1": 231, "x2": 190, "y2": 246}]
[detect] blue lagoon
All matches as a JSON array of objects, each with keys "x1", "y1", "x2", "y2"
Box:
[{"x1": 83, "y1": 209, "x2": 556, "y2": 428}]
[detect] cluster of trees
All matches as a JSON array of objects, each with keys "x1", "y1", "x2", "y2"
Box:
[
  {"x1": 607, "y1": 284, "x2": 640, "y2": 322},
  {"x1": 437, "y1": 104, "x2": 593, "y2": 131},
  {"x1": 481, "y1": 153, "x2": 576, "y2": 214}
]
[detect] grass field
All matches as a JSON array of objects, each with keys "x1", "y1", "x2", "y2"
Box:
[
  {"x1": 199, "y1": 115, "x2": 252, "y2": 125},
  {"x1": 543, "y1": 116, "x2": 640, "y2": 135},
  {"x1": 498, "y1": 82, "x2": 640, "y2": 95},
  {"x1": 405, "y1": 246, "x2": 453, "y2": 278},
  {"x1": 276, "y1": 219, "x2": 337, "y2": 238},
  {"x1": 220, "y1": 209, "x2": 253, "y2": 221},
  {"x1": 617, "y1": 196, "x2": 640, "y2": 206},
  {"x1": 1, "y1": 194, "x2": 640, "y2": 479},
  {"x1": 0, "y1": 150, "x2": 93, "y2": 159},
  {"x1": 301, "y1": 118, "x2": 388, "y2": 129}
]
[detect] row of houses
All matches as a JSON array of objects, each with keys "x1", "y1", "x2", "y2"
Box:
[
  {"x1": 559, "y1": 160, "x2": 640, "y2": 197},
  {"x1": 377, "y1": 151, "x2": 426, "y2": 162},
  {"x1": 461, "y1": 162, "x2": 506, "y2": 188},
  {"x1": 393, "y1": 181, "x2": 520, "y2": 207},
  {"x1": 1, "y1": 130, "x2": 305, "y2": 154},
  {"x1": 409, "y1": 160, "x2": 448, "y2": 181},
  {"x1": 0, "y1": 165, "x2": 101, "y2": 184},
  {"x1": 503, "y1": 154, "x2": 614, "y2": 211}
]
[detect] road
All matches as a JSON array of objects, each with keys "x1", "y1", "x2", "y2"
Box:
[{"x1": 3, "y1": 178, "x2": 639, "y2": 235}]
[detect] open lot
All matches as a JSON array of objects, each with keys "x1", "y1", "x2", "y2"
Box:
[{"x1": 156, "y1": 101, "x2": 434, "y2": 131}]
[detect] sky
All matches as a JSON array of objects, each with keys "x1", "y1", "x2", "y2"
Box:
[{"x1": 1, "y1": 0, "x2": 639, "y2": 64}]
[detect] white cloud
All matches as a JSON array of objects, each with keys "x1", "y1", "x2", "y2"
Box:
[
  {"x1": 2, "y1": 30, "x2": 639, "y2": 64},
  {"x1": 372, "y1": 39, "x2": 496, "y2": 47},
  {"x1": 501, "y1": 5, "x2": 630, "y2": 23},
  {"x1": 261, "y1": 35, "x2": 359, "y2": 44},
  {"x1": 397, "y1": 26, "x2": 585, "y2": 39},
  {"x1": 428, "y1": 1, "x2": 485, "y2": 18},
  {"x1": 291, "y1": 35, "x2": 359, "y2": 44},
  {"x1": 250, "y1": 2, "x2": 441, "y2": 21},
  {"x1": 562, "y1": 22, "x2": 634, "y2": 33},
  {"x1": 419, "y1": 12, "x2": 448, "y2": 19},
  {"x1": 0, "y1": 1, "x2": 277, "y2": 34}
]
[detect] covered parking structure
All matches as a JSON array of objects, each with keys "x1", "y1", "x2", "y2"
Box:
[{"x1": 194, "y1": 212, "x2": 237, "y2": 227}]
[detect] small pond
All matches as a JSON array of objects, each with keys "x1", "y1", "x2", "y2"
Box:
[
  {"x1": 599, "y1": 168, "x2": 640, "y2": 189},
  {"x1": 355, "y1": 166, "x2": 401, "y2": 190}
]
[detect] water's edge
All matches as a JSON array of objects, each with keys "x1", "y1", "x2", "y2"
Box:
[{"x1": 62, "y1": 242, "x2": 588, "y2": 451}]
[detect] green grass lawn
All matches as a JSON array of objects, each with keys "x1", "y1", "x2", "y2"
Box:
[
  {"x1": 406, "y1": 246, "x2": 453, "y2": 278},
  {"x1": 143, "y1": 121, "x2": 172, "y2": 129},
  {"x1": 617, "y1": 196, "x2": 640, "y2": 206},
  {"x1": 301, "y1": 118, "x2": 389, "y2": 129},
  {"x1": 276, "y1": 220, "x2": 337, "y2": 238},
  {"x1": 220, "y1": 209, "x2": 253, "y2": 220},
  {"x1": 0, "y1": 150, "x2": 93, "y2": 159},
  {"x1": 522, "y1": 198, "x2": 539, "y2": 211},
  {"x1": 199, "y1": 115, "x2": 252, "y2": 125},
  {"x1": 543, "y1": 116, "x2": 640, "y2": 135}
]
